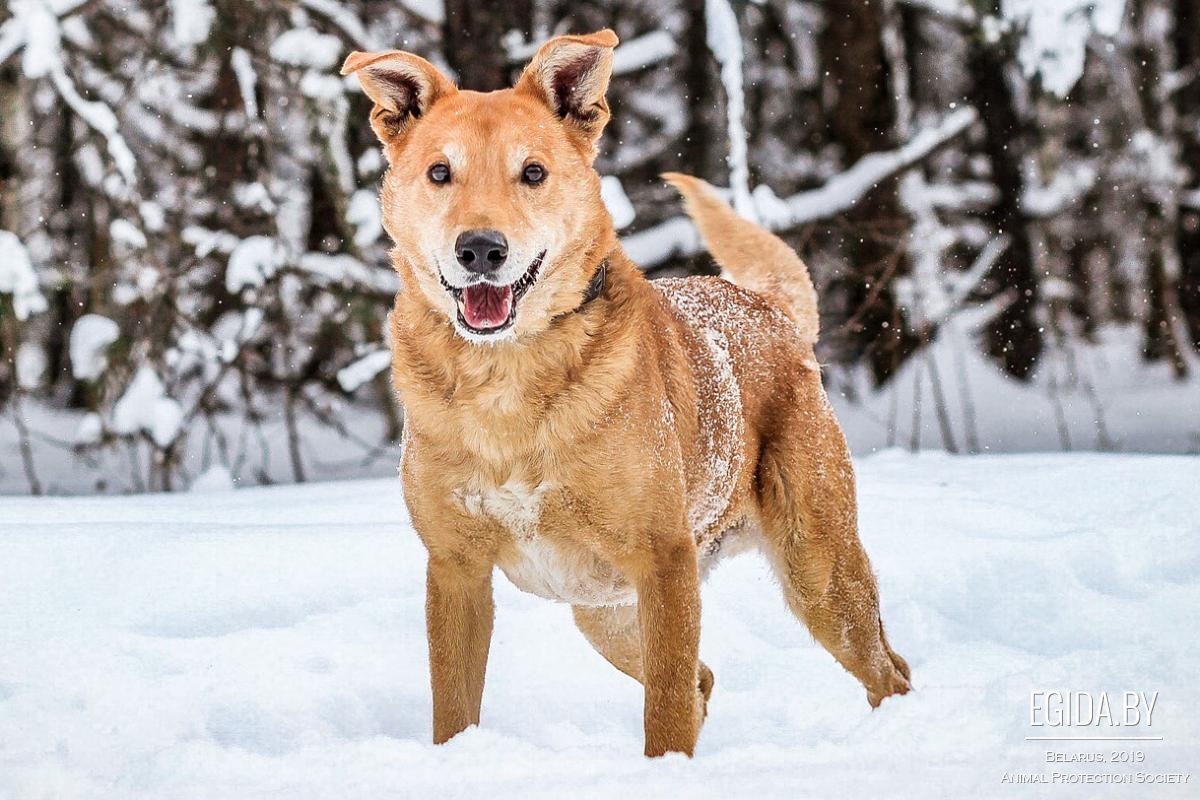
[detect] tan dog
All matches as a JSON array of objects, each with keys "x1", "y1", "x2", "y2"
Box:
[{"x1": 342, "y1": 29, "x2": 911, "y2": 758}]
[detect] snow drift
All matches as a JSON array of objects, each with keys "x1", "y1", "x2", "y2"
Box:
[{"x1": 0, "y1": 453, "x2": 1197, "y2": 798}]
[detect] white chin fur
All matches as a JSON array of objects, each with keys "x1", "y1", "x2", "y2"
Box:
[{"x1": 453, "y1": 321, "x2": 518, "y2": 344}]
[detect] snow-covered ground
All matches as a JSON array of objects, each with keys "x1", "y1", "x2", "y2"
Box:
[
  {"x1": 829, "y1": 321, "x2": 1200, "y2": 456},
  {"x1": 2, "y1": 453, "x2": 1198, "y2": 798}
]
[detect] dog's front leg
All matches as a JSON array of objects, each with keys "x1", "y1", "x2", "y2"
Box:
[
  {"x1": 426, "y1": 553, "x2": 494, "y2": 744},
  {"x1": 635, "y1": 534, "x2": 702, "y2": 757}
]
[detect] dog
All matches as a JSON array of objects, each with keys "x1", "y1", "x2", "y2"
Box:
[{"x1": 341, "y1": 29, "x2": 911, "y2": 757}]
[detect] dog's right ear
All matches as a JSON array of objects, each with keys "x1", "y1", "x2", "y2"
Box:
[{"x1": 341, "y1": 51, "x2": 456, "y2": 147}]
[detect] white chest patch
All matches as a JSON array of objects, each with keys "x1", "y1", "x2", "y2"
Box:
[
  {"x1": 500, "y1": 536, "x2": 635, "y2": 606},
  {"x1": 454, "y1": 479, "x2": 635, "y2": 606},
  {"x1": 453, "y1": 480, "x2": 551, "y2": 538}
]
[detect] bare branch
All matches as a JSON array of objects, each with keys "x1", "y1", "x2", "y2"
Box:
[{"x1": 9, "y1": 391, "x2": 43, "y2": 495}]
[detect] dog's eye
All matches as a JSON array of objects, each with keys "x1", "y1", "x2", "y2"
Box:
[
  {"x1": 522, "y1": 163, "x2": 547, "y2": 185},
  {"x1": 428, "y1": 163, "x2": 451, "y2": 185}
]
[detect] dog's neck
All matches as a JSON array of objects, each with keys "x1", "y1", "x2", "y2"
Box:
[
  {"x1": 579, "y1": 259, "x2": 608, "y2": 307},
  {"x1": 553, "y1": 257, "x2": 608, "y2": 322},
  {"x1": 393, "y1": 248, "x2": 639, "y2": 410}
]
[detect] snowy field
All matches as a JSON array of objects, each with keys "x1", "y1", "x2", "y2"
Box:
[{"x1": 1, "y1": 453, "x2": 1198, "y2": 798}]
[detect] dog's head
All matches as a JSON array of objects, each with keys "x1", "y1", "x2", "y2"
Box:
[{"x1": 342, "y1": 31, "x2": 619, "y2": 343}]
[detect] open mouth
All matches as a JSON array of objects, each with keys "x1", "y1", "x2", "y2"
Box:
[{"x1": 440, "y1": 251, "x2": 545, "y2": 335}]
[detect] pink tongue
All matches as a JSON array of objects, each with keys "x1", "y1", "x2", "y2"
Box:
[{"x1": 462, "y1": 284, "x2": 514, "y2": 329}]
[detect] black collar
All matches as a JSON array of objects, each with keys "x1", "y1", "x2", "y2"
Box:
[{"x1": 579, "y1": 259, "x2": 607, "y2": 310}]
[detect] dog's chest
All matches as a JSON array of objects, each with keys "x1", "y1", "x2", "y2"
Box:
[
  {"x1": 453, "y1": 480, "x2": 635, "y2": 606},
  {"x1": 452, "y1": 479, "x2": 550, "y2": 537}
]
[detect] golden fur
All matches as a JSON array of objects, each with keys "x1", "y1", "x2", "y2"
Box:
[{"x1": 342, "y1": 29, "x2": 910, "y2": 757}]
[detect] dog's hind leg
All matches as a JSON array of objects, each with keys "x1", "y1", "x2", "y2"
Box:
[
  {"x1": 572, "y1": 604, "x2": 714, "y2": 718},
  {"x1": 756, "y1": 387, "x2": 911, "y2": 708}
]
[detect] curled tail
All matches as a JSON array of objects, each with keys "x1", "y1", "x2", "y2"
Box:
[{"x1": 663, "y1": 172, "x2": 819, "y2": 344}]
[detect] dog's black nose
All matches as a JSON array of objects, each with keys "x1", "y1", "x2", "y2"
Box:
[{"x1": 455, "y1": 229, "x2": 508, "y2": 273}]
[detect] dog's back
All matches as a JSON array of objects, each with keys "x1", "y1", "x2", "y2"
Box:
[
  {"x1": 650, "y1": 274, "x2": 808, "y2": 549},
  {"x1": 664, "y1": 173, "x2": 820, "y2": 345}
]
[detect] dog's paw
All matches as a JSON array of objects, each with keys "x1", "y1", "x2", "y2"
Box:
[
  {"x1": 696, "y1": 662, "x2": 715, "y2": 722},
  {"x1": 698, "y1": 662, "x2": 715, "y2": 702},
  {"x1": 866, "y1": 664, "x2": 912, "y2": 708},
  {"x1": 888, "y1": 647, "x2": 911, "y2": 683}
]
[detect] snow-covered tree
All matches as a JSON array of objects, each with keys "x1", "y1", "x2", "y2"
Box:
[{"x1": 1, "y1": 0, "x2": 1197, "y2": 492}]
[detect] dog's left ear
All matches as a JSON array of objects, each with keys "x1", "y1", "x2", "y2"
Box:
[{"x1": 516, "y1": 30, "x2": 619, "y2": 154}]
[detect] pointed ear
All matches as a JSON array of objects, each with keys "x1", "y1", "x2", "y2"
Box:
[
  {"x1": 341, "y1": 51, "x2": 456, "y2": 146},
  {"x1": 515, "y1": 30, "x2": 619, "y2": 149}
]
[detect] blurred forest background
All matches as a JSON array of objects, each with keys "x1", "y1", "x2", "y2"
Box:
[{"x1": 1, "y1": 0, "x2": 1199, "y2": 494}]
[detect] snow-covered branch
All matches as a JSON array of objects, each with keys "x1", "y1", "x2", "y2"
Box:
[
  {"x1": 756, "y1": 108, "x2": 978, "y2": 228},
  {"x1": 1021, "y1": 160, "x2": 1099, "y2": 218},
  {"x1": 0, "y1": 231, "x2": 48, "y2": 320},
  {"x1": 337, "y1": 349, "x2": 391, "y2": 392},
  {"x1": 1164, "y1": 64, "x2": 1200, "y2": 96},
  {"x1": 706, "y1": 0, "x2": 754, "y2": 220},
  {"x1": 506, "y1": 30, "x2": 677, "y2": 77},
  {"x1": 896, "y1": 0, "x2": 978, "y2": 27},
  {"x1": 0, "y1": 0, "x2": 94, "y2": 69},
  {"x1": 624, "y1": 107, "x2": 979, "y2": 268},
  {"x1": 296, "y1": 253, "x2": 400, "y2": 295},
  {"x1": 296, "y1": 0, "x2": 381, "y2": 51},
  {"x1": 611, "y1": 31, "x2": 676, "y2": 75},
  {"x1": 919, "y1": 180, "x2": 999, "y2": 210},
  {"x1": 0, "y1": 19, "x2": 22, "y2": 66},
  {"x1": 930, "y1": 235, "x2": 1011, "y2": 327},
  {"x1": 1, "y1": 1, "x2": 138, "y2": 189},
  {"x1": 50, "y1": 64, "x2": 137, "y2": 187},
  {"x1": 229, "y1": 47, "x2": 259, "y2": 119}
]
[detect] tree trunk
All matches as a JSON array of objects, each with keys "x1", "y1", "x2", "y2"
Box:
[
  {"x1": 680, "y1": 0, "x2": 725, "y2": 182},
  {"x1": 443, "y1": 0, "x2": 534, "y2": 91},
  {"x1": 966, "y1": 14, "x2": 1044, "y2": 380},
  {"x1": 1175, "y1": 0, "x2": 1200, "y2": 351},
  {"x1": 1134, "y1": 0, "x2": 1189, "y2": 376},
  {"x1": 820, "y1": 0, "x2": 919, "y2": 384}
]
